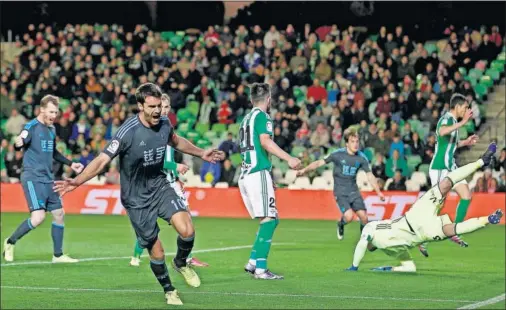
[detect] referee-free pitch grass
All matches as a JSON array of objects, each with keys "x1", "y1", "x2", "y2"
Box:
[{"x1": 1, "y1": 213, "x2": 505, "y2": 309}]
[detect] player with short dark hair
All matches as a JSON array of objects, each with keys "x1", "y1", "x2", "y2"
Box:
[
  {"x1": 420, "y1": 93, "x2": 479, "y2": 257},
  {"x1": 129, "y1": 93, "x2": 209, "y2": 268},
  {"x1": 3, "y1": 95, "x2": 84, "y2": 263},
  {"x1": 297, "y1": 127, "x2": 385, "y2": 239},
  {"x1": 54, "y1": 83, "x2": 225, "y2": 306},
  {"x1": 240, "y1": 83, "x2": 301, "y2": 280},
  {"x1": 347, "y1": 143, "x2": 500, "y2": 273}
]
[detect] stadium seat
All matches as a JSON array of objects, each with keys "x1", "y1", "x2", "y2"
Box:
[
  {"x1": 322, "y1": 170, "x2": 334, "y2": 183},
  {"x1": 195, "y1": 123, "x2": 210, "y2": 136},
  {"x1": 161, "y1": 31, "x2": 175, "y2": 41},
  {"x1": 187, "y1": 101, "x2": 200, "y2": 117},
  {"x1": 363, "y1": 147, "x2": 375, "y2": 162},
  {"x1": 490, "y1": 60, "x2": 505, "y2": 73},
  {"x1": 271, "y1": 155, "x2": 281, "y2": 167},
  {"x1": 458, "y1": 67, "x2": 467, "y2": 76},
  {"x1": 411, "y1": 171, "x2": 427, "y2": 186},
  {"x1": 177, "y1": 108, "x2": 193, "y2": 123},
  {"x1": 418, "y1": 164, "x2": 430, "y2": 176},
  {"x1": 278, "y1": 161, "x2": 289, "y2": 175},
  {"x1": 405, "y1": 180, "x2": 421, "y2": 192},
  {"x1": 311, "y1": 177, "x2": 330, "y2": 190},
  {"x1": 468, "y1": 68, "x2": 483, "y2": 80},
  {"x1": 356, "y1": 170, "x2": 368, "y2": 187},
  {"x1": 368, "y1": 102, "x2": 377, "y2": 122},
  {"x1": 485, "y1": 68, "x2": 501, "y2": 82},
  {"x1": 198, "y1": 182, "x2": 213, "y2": 188},
  {"x1": 287, "y1": 184, "x2": 302, "y2": 190},
  {"x1": 203, "y1": 131, "x2": 217, "y2": 140},
  {"x1": 186, "y1": 131, "x2": 201, "y2": 141},
  {"x1": 294, "y1": 177, "x2": 311, "y2": 189},
  {"x1": 228, "y1": 123, "x2": 241, "y2": 137},
  {"x1": 178, "y1": 122, "x2": 190, "y2": 133},
  {"x1": 424, "y1": 42, "x2": 437, "y2": 54},
  {"x1": 464, "y1": 120, "x2": 475, "y2": 134},
  {"x1": 290, "y1": 146, "x2": 306, "y2": 157},
  {"x1": 196, "y1": 139, "x2": 211, "y2": 149},
  {"x1": 283, "y1": 169, "x2": 298, "y2": 185},
  {"x1": 408, "y1": 119, "x2": 421, "y2": 133},
  {"x1": 215, "y1": 182, "x2": 229, "y2": 188},
  {"x1": 272, "y1": 168, "x2": 283, "y2": 183},
  {"x1": 406, "y1": 155, "x2": 422, "y2": 172},
  {"x1": 211, "y1": 123, "x2": 227, "y2": 135},
  {"x1": 480, "y1": 75, "x2": 493, "y2": 89},
  {"x1": 474, "y1": 83, "x2": 488, "y2": 100},
  {"x1": 230, "y1": 153, "x2": 242, "y2": 167}
]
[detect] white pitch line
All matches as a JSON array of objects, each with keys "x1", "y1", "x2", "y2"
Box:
[
  {"x1": 0, "y1": 285, "x2": 479, "y2": 303},
  {"x1": 457, "y1": 293, "x2": 506, "y2": 309},
  {"x1": 0, "y1": 243, "x2": 294, "y2": 267}
]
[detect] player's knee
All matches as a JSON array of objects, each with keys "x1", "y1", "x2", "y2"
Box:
[
  {"x1": 343, "y1": 212, "x2": 354, "y2": 223},
  {"x1": 439, "y1": 178, "x2": 453, "y2": 195},
  {"x1": 178, "y1": 225, "x2": 195, "y2": 239},
  {"x1": 51, "y1": 209, "x2": 65, "y2": 224},
  {"x1": 30, "y1": 211, "x2": 46, "y2": 227}
]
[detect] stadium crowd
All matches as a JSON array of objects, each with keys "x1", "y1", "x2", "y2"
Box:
[{"x1": 0, "y1": 22, "x2": 505, "y2": 192}]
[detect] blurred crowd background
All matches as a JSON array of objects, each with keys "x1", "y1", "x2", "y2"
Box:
[{"x1": 1, "y1": 2, "x2": 505, "y2": 192}]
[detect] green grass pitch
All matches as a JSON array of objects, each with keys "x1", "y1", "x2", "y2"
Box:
[{"x1": 1, "y1": 213, "x2": 505, "y2": 309}]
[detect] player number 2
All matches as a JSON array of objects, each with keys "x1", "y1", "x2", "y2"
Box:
[{"x1": 269, "y1": 197, "x2": 276, "y2": 208}]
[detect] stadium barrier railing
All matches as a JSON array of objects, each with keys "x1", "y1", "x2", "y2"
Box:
[{"x1": 0, "y1": 184, "x2": 504, "y2": 224}]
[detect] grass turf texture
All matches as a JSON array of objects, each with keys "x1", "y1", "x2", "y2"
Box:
[{"x1": 1, "y1": 213, "x2": 505, "y2": 309}]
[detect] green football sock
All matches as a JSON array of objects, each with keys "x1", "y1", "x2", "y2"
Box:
[
  {"x1": 248, "y1": 230, "x2": 260, "y2": 264},
  {"x1": 133, "y1": 240, "x2": 144, "y2": 258},
  {"x1": 254, "y1": 219, "x2": 279, "y2": 271},
  {"x1": 455, "y1": 199, "x2": 471, "y2": 223}
]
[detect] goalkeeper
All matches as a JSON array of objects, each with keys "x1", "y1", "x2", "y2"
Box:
[
  {"x1": 129, "y1": 94, "x2": 209, "y2": 268},
  {"x1": 346, "y1": 143, "x2": 503, "y2": 273}
]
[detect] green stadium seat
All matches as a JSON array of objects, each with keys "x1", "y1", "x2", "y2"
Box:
[
  {"x1": 465, "y1": 76, "x2": 478, "y2": 87},
  {"x1": 418, "y1": 164, "x2": 430, "y2": 176},
  {"x1": 498, "y1": 52, "x2": 506, "y2": 61},
  {"x1": 161, "y1": 31, "x2": 175, "y2": 41},
  {"x1": 291, "y1": 146, "x2": 305, "y2": 157},
  {"x1": 178, "y1": 122, "x2": 190, "y2": 133},
  {"x1": 480, "y1": 76, "x2": 493, "y2": 89},
  {"x1": 186, "y1": 117, "x2": 197, "y2": 128},
  {"x1": 187, "y1": 101, "x2": 200, "y2": 117},
  {"x1": 485, "y1": 68, "x2": 501, "y2": 82},
  {"x1": 368, "y1": 101, "x2": 377, "y2": 122},
  {"x1": 363, "y1": 147, "x2": 375, "y2": 162},
  {"x1": 203, "y1": 131, "x2": 218, "y2": 140},
  {"x1": 211, "y1": 123, "x2": 227, "y2": 135},
  {"x1": 458, "y1": 127, "x2": 468, "y2": 140},
  {"x1": 228, "y1": 123, "x2": 241, "y2": 137},
  {"x1": 186, "y1": 131, "x2": 201, "y2": 141},
  {"x1": 478, "y1": 104, "x2": 487, "y2": 117},
  {"x1": 468, "y1": 68, "x2": 483, "y2": 80},
  {"x1": 490, "y1": 60, "x2": 505, "y2": 73},
  {"x1": 196, "y1": 139, "x2": 211, "y2": 149},
  {"x1": 369, "y1": 34, "x2": 378, "y2": 42},
  {"x1": 458, "y1": 67, "x2": 467, "y2": 76},
  {"x1": 406, "y1": 155, "x2": 422, "y2": 173},
  {"x1": 176, "y1": 108, "x2": 193, "y2": 123},
  {"x1": 195, "y1": 123, "x2": 210, "y2": 136},
  {"x1": 464, "y1": 121, "x2": 475, "y2": 134},
  {"x1": 408, "y1": 119, "x2": 422, "y2": 133},
  {"x1": 271, "y1": 155, "x2": 281, "y2": 168},
  {"x1": 474, "y1": 83, "x2": 488, "y2": 100},
  {"x1": 230, "y1": 153, "x2": 242, "y2": 167},
  {"x1": 278, "y1": 161, "x2": 289, "y2": 175},
  {"x1": 424, "y1": 42, "x2": 437, "y2": 54}
]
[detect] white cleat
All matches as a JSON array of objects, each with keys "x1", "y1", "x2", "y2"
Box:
[
  {"x1": 165, "y1": 290, "x2": 183, "y2": 305},
  {"x1": 129, "y1": 257, "x2": 141, "y2": 267},
  {"x1": 3, "y1": 238, "x2": 14, "y2": 262},
  {"x1": 52, "y1": 254, "x2": 79, "y2": 263}
]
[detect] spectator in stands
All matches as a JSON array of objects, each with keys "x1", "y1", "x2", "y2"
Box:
[
  {"x1": 495, "y1": 147, "x2": 506, "y2": 172},
  {"x1": 79, "y1": 146, "x2": 95, "y2": 166},
  {"x1": 218, "y1": 133, "x2": 239, "y2": 159},
  {"x1": 388, "y1": 170, "x2": 407, "y2": 191},
  {"x1": 315, "y1": 58, "x2": 332, "y2": 82},
  {"x1": 263, "y1": 25, "x2": 280, "y2": 50},
  {"x1": 294, "y1": 121, "x2": 311, "y2": 147},
  {"x1": 5, "y1": 109, "x2": 26, "y2": 137},
  {"x1": 219, "y1": 159, "x2": 237, "y2": 186},
  {"x1": 290, "y1": 48, "x2": 308, "y2": 72},
  {"x1": 372, "y1": 152, "x2": 387, "y2": 181},
  {"x1": 310, "y1": 122, "x2": 330, "y2": 149},
  {"x1": 386, "y1": 149, "x2": 408, "y2": 178},
  {"x1": 389, "y1": 133, "x2": 405, "y2": 158},
  {"x1": 409, "y1": 132, "x2": 425, "y2": 158},
  {"x1": 371, "y1": 129, "x2": 389, "y2": 157},
  {"x1": 497, "y1": 173, "x2": 506, "y2": 193},
  {"x1": 6, "y1": 151, "x2": 23, "y2": 181},
  {"x1": 307, "y1": 78, "x2": 327, "y2": 103}
]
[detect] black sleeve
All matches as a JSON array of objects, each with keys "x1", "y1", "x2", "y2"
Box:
[{"x1": 53, "y1": 149, "x2": 72, "y2": 166}]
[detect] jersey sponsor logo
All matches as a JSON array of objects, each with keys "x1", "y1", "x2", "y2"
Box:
[
  {"x1": 143, "y1": 146, "x2": 165, "y2": 167},
  {"x1": 20, "y1": 130, "x2": 29, "y2": 139},
  {"x1": 107, "y1": 140, "x2": 120, "y2": 153}
]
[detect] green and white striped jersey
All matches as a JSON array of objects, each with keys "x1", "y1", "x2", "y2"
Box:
[
  {"x1": 164, "y1": 145, "x2": 178, "y2": 183},
  {"x1": 430, "y1": 112, "x2": 459, "y2": 170},
  {"x1": 239, "y1": 107, "x2": 273, "y2": 174}
]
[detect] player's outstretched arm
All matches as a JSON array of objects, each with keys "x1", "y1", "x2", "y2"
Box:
[
  {"x1": 296, "y1": 159, "x2": 325, "y2": 176},
  {"x1": 53, "y1": 153, "x2": 111, "y2": 196},
  {"x1": 260, "y1": 134, "x2": 301, "y2": 169},
  {"x1": 170, "y1": 133, "x2": 225, "y2": 163},
  {"x1": 458, "y1": 134, "x2": 479, "y2": 148},
  {"x1": 346, "y1": 238, "x2": 368, "y2": 271}
]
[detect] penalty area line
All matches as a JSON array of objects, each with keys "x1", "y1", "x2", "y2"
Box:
[
  {"x1": 0, "y1": 285, "x2": 479, "y2": 303},
  {"x1": 457, "y1": 293, "x2": 506, "y2": 309}
]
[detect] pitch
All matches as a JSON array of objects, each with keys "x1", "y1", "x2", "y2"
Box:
[{"x1": 1, "y1": 213, "x2": 505, "y2": 309}]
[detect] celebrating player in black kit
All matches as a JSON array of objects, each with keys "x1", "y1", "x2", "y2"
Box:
[{"x1": 54, "y1": 83, "x2": 225, "y2": 306}]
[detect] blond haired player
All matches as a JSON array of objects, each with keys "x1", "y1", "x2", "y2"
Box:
[
  {"x1": 346, "y1": 143, "x2": 501, "y2": 272},
  {"x1": 240, "y1": 83, "x2": 301, "y2": 280},
  {"x1": 129, "y1": 94, "x2": 209, "y2": 268},
  {"x1": 419, "y1": 94, "x2": 479, "y2": 257}
]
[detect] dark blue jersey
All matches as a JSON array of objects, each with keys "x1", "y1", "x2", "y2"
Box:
[
  {"x1": 19, "y1": 119, "x2": 57, "y2": 183},
  {"x1": 103, "y1": 115, "x2": 175, "y2": 209},
  {"x1": 324, "y1": 148, "x2": 371, "y2": 195}
]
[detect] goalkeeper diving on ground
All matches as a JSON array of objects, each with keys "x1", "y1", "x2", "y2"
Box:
[{"x1": 346, "y1": 143, "x2": 503, "y2": 273}]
